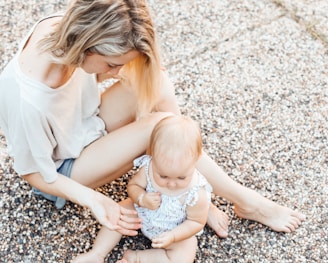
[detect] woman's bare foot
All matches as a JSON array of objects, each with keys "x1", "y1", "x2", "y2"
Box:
[
  {"x1": 72, "y1": 251, "x2": 104, "y2": 263},
  {"x1": 117, "y1": 250, "x2": 138, "y2": 263},
  {"x1": 207, "y1": 203, "x2": 229, "y2": 238},
  {"x1": 234, "y1": 192, "x2": 306, "y2": 232}
]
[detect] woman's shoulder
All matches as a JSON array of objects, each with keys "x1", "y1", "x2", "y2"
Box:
[
  {"x1": 21, "y1": 15, "x2": 62, "y2": 55},
  {"x1": 18, "y1": 16, "x2": 66, "y2": 89}
]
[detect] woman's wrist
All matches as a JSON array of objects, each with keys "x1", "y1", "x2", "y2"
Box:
[{"x1": 74, "y1": 186, "x2": 96, "y2": 208}]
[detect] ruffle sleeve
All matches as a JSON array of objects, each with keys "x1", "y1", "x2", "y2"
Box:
[{"x1": 133, "y1": 154, "x2": 151, "y2": 168}]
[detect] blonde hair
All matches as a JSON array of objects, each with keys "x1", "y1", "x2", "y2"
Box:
[
  {"x1": 39, "y1": 0, "x2": 161, "y2": 115},
  {"x1": 148, "y1": 116, "x2": 203, "y2": 165}
]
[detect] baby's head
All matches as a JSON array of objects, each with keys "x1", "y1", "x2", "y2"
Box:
[{"x1": 147, "y1": 115, "x2": 202, "y2": 190}]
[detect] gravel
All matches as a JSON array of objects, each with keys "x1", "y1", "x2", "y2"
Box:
[{"x1": 0, "y1": 0, "x2": 327, "y2": 262}]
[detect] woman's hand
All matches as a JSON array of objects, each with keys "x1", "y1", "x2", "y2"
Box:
[
  {"x1": 23, "y1": 173, "x2": 141, "y2": 235},
  {"x1": 89, "y1": 191, "x2": 141, "y2": 236}
]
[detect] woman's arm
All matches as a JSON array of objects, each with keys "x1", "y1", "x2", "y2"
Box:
[{"x1": 23, "y1": 172, "x2": 141, "y2": 236}]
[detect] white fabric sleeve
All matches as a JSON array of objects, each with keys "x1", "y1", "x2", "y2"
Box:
[
  {"x1": 133, "y1": 155, "x2": 151, "y2": 168},
  {"x1": 20, "y1": 99, "x2": 58, "y2": 183}
]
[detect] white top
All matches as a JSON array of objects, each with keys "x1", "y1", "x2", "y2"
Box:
[
  {"x1": 0, "y1": 16, "x2": 106, "y2": 183},
  {"x1": 133, "y1": 155, "x2": 212, "y2": 240}
]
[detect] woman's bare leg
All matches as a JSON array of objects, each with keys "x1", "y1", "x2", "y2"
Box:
[
  {"x1": 117, "y1": 236, "x2": 197, "y2": 263},
  {"x1": 70, "y1": 81, "x2": 172, "y2": 188},
  {"x1": 98, "y1": 81, "x2": 138, "y2": 133},
  {"x1": 197, "y1": 153, "x2": 306, "y2": 233},
  {"x1": 71, "y1": 111, "x2": 171, "y2": 188}
]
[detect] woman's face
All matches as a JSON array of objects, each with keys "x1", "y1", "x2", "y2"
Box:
[{"x1": 81, "y1": 50, "x2": 140, "y2": 75}]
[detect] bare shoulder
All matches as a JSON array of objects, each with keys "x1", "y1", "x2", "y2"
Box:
[
  {"x1": 28, "y1": 16, "x2": 62, "y2": 47},
  {"x1": 194, "y1": 187, "x2": 210, "y2": 208},
  {"x1": 186, "y1": 187, "x2": 209, "y2": 224},
  {"x1": 187, "y1": 187, "x2": 210, "y2": 214},
  {"x1": 18, "y1": 16, "x2": 70, "y2": 88}
]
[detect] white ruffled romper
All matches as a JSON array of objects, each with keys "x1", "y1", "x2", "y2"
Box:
[{"x1": 133, "y1": 155, "x2": 212, "y2": 240}]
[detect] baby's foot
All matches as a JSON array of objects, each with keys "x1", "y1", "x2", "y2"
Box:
[
  {"x1": 207, "y1": 203, "x2": 229, "y2": 238},
  {"x1": 234, "y1": 192, "x2": 306, "y2": 232},
  {"x1": 117, "y1": 250, "x2": 138, "y2": 263},
  {"x1": 72, "y1": 251, "x2": 104, "y2": 263}
]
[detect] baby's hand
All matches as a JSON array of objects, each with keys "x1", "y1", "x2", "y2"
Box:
[
  {"x1": 142, "y1": 192, "x2": 161, "y2": 210},
  {"x1": 151, "y1": 231, "x2": 175, "y2": 248}
]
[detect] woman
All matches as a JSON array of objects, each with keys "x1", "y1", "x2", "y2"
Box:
[{"x1": 0, "y1": 0, "x2": 304, "y2": 240}]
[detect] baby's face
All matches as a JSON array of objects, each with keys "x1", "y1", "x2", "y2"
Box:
[{"x1": 151, "y1": 157, "x2": 196, "y2": 192}]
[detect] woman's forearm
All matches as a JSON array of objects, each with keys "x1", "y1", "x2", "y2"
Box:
[
  {"x1": 23, "y1": 172, "x2": 95, "y2": 207},
  {"x1": 23, "y1": 172, "x2": 142, "y2": 235}
]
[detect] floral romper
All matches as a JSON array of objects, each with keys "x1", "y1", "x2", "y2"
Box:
[{"x1": 133, "y1": 155, "x2": 212, "y2": 240}]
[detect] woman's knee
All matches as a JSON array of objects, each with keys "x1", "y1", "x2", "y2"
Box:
[
  {"x1": 99, "y1": 81, "x2": 138, "y2": 132},
  {"x1": 137, "y1": 111, "x2": 174, "y2": 131}
]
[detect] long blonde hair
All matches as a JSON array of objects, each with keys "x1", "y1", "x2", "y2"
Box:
[{"x1": 39, "y1": 0, "x2": 161, "y2": 115}]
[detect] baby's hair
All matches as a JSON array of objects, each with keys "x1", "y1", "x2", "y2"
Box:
[
  {"x1": 39, "y1": 0, "x2": 161, "y2": 115},
  {"x1": 148, "y1": 116, "x2": 203, "y2": 165}
]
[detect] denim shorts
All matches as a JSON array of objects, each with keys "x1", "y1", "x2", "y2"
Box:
[{"x1": 33, "y1": 158, "x2": 75, "y2": 209}]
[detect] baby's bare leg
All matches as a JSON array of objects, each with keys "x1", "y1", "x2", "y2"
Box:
[
  {"x1": 207, "y1": 203, "x2": 229, "y2": 238},
  {"x1": 73, "y1": 199, "x2": 136, "y2": 263},
  {"x1": 72, "y1": 227, "x2": 122, "y2": 263},
  {"x1": 118, "y1": 237, "x2": 197, "y2": 263}
]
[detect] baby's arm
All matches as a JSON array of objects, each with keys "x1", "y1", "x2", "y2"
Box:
[
  {"x1": 127, "y1": 167, "x2": 161, "y2": 210},
  {"x1": 151, "y1": 187, "x2": 209, "y2": 248}
]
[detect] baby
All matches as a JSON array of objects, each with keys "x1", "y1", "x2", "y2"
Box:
[{"x1": 73, "y1": 115, "x2": 212, "y2": 263}]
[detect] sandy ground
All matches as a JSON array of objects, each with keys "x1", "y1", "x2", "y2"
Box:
[{"x1": 0, "y1": 0, "x2": 327, "y2": 262}]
